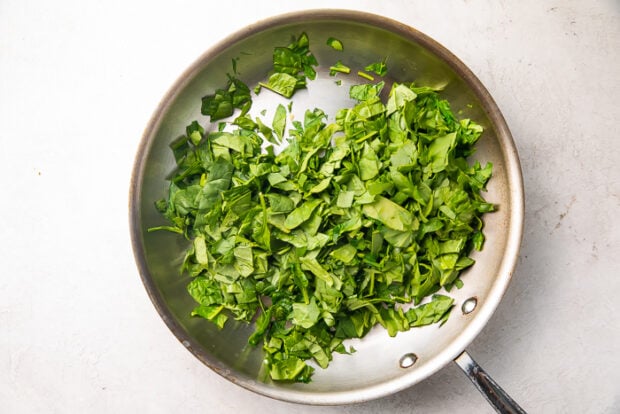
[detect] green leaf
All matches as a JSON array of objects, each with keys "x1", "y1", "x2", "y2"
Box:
[
  {"x1": 197, "y1": 157, "x2": 233, "y2": 211},
  {"x1": 233, "y1": 244, "x2": 254, "y2": 277},
  {"x1": 248, "y1": 308, "x2": 272, "y2": 345},
  {"x1": 187, "y1": 277, "x2": 223, "y2": 305},
  {"x1": 329, "y1": 60, "x2": 351, "y2": 76},
  {"x1": 266, "y1": 193, "x2": 295, "y2": 213},
  {"x1": 201, "y1": 90, "x2": 233, "y2": 121},
  {"x1": 211, "y1": 132, "x2": 245, "y2": 153},
  {"x1": 378, "y1": 306, "x2": 408, "y2": 337},
  {"x1": 291, "y1": 297, "x2": 321, "y2": 329},
  {"x1": 259, "y1": 72, "x2": 298, "y2": 98},
  {"x1": 390, "y1": 140, "x2": 418, "y2": 171},
  {"x1": 300, "y1": 256, "x2": 335, "y2": 287},
  {"x1": 364, "y1": 59, "x2": 388, "y2": 76},
  {"x1": 186, "y1": 121, "x2": 204, "y2": 145},
  {"x1": 386, "y1": 83, "x2": 417, "y2": 116},
  {"x1": 269, "y1": 357, "x2": 314, "y2": 382},
  {"x1": 284, "y1": 199, "x2": 322, "y2": 229},
  {"x1": 326, "y1": 37, "x2": 344, "y2": 51},
  {"x1": 330, "y1": 244, "x2": 357, "y2": 263},
  {"x1": 201, "y1": 76, "x2": 252, "y2": 122},
  {"x1": 349, "y1": 81, "x2": 385, "y2": 101},
  {"x1": 309, "y1": 177, "x2": 332, "y2": 194},
  {"x1": 191, "y1": 305, "x2": 228, "y2": 329},
  {"x1": 260, "y1": 32, "x2": 318, "y2": 100},
  {"x1": 426, "y1": 132, "x2": 457, "y2": 173},
  {"x1": 193, "y1": 236, "x2": 209, "y2": 265},
  {"x1": 336, "y1": 191, "x2": 355, "y2": 208},
  {"x1": 405, "y1": 295, "x2": 454, "y2": 327},
  {"x1": 272, "y1": 103, "x2": 287, "y2": 142},
  {"x1": 359, "y1": 143, "x2": 381, "y2": 180},
  {"x1": 362, "y1": 196, "x2": 415, "y2": 231}
]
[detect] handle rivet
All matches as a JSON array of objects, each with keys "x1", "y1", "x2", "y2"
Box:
[
  {"x1": 399, "y1": 353, "x2": 418, "y2": 368},
  {"x1": 462, "y1": 297, "x2": 478, "y2": 314}
]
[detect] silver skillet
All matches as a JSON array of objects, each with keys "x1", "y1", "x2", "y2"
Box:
[{"x1": 130, "y1": 9, "x2": 525, "y2": 413}]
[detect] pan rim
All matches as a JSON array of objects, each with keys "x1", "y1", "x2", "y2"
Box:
[{"x1": 129, "y1": 8, "x2": 524, "y2": 405}]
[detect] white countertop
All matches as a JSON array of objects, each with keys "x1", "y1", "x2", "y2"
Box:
[{"x1": 1, "y1": 1, "x2": 619, "y2": 412}]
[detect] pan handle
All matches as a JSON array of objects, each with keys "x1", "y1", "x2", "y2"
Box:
[{"x1": 454, "y1": 351, "x2": 527, "y2": 414}]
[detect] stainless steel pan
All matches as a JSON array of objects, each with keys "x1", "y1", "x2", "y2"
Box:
[{"x1": 130, "y1": 10, "x2": 525, "y2": 412}]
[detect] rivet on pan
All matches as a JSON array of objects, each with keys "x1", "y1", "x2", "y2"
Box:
[
  {"x1": 399, "y1": 353, "x2": 418, "y2": 368},
  {"x1": 462, "y1": 297, "x2": 478, "y2": 315}
]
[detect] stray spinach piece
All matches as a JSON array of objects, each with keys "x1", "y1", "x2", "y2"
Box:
[
  {"x1": 326, "y1": 37, "x2": 344, "y2": 51},
  {"x1": 329, "y1": 61, "x2": 351, "y2": 76},
  {"x1": 357, "y1": 71, "x2": 374, "y2": 81},
  {"x1": 364, "y1": 59, "x2": 388, "y2": 77}
]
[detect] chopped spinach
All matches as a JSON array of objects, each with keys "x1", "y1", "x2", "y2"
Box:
[
  {"x1": 329, "y1": 60, "x2": 351, "y2": 76},
  {"x1": 357, "y1": 71, "x2": 375, "y2": 81},
  {"x1": 151, "y1": 33, "x2": 493, "y2": 383},
  {"x1": 258, "y1": 32, "x2": 318, "y2": 98},
  {"x1": 201, "y1": 75, "x2": 252, "y2": 121},
  {"x1": 326, "y1": 37, "x2": 344, "y2": 51},
  {"x1": 365, "y1": 59, "x2": 388, "y2": 77}
]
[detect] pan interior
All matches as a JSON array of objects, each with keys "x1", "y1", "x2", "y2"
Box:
[{"x1": 132, "y1": 11, "x2": 522, "y2": 405}]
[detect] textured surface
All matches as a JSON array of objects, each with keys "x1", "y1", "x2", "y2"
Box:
[{"x1": 1, "y1": 1, "x2": 619, "y2": 413}]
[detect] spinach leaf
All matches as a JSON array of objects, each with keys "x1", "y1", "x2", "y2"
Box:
[
  {"x1": 349, "y1": 81, "x2": 385, "y2": 101},
  {"x1": 405, "y1": 295, "x2": 454, "y2": 327},
  {"x1": 259, "y1": 73, "x2": 298, "y2": 98},
  {"x1": 291, "y1": 297, "x2": 321, "y2": 329},
  {"x1": 284, "y1": 199, "x2": 322, "y2": 229},
  {"x1": 326, "y1": 37, "x2": 344, "y2": 51},
  {"x1": 260, "y1": 32, "x2": 318, "y2": 98},
  {"x1": 329, "y1": 60, "x2": 351, "y2": 75},
  {"x1": 272, "y1": 103, "x2": 287, "y2": 142},
  {"x1": 364, "y1": 59, "x2": 388, "y2": 77},
  {"x1": 201, "y1": 75, "x2": 251, "y2": 122}
]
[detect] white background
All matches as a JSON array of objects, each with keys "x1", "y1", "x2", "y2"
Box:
[{"x1": 1, "y1": 1, "x2": 619, "y2": 413}]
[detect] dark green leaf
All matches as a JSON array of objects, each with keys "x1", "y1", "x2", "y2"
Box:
[{"x1": 201, "y1": 76, "x2": 252, "y2": 122}]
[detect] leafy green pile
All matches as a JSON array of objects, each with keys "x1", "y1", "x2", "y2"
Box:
[
  {"x1": 151, "y1": 34, "x2": 493, "y2": 383},
  {"x1": 257, "y1": 33, "x2": 318, "y2": 98}
]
